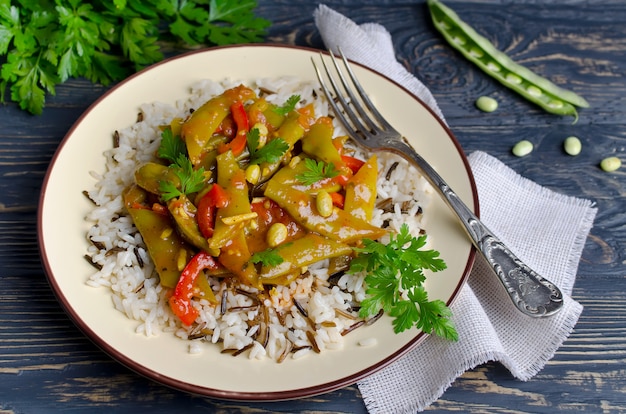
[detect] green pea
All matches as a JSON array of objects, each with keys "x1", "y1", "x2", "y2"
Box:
[
  {"x1": 486, "y1": 61, "x2": 501, "y2": 72},
  {"x1": 563, "y1": 136, "x2": 582, "y2": 156},
  {"x1": 476, "y1": 96, "x2": 498, "y2": 113},
  {"x1": 600, "y1": 156, "x2": 621, "y2": 172},
  {"x1": 505, "y1": 73, "x2": 523, "y2": 85},
  {"x1": 512, "y1": 140, "x2": 533, "y2": 157},
  {"x1": 526, "y1": 85, "x2": 543, "y2": 98},
  {"x1": 453, "y1": 35, "x2": 466, "y2": 45},
  {"x1": 267, "y1": 222, "x2": 288, "y2": 247}
]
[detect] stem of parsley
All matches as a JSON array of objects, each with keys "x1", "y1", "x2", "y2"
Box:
[{"x1": 0, "y1": 0, "x2": 271, "y2": 114}]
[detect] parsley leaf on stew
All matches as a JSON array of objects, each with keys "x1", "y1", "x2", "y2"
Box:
[
  {"x1": 272, "y1": 94, "x2": 301, "y2": 116},
  {"x1": 247, "y1": 128, "x2": 289, "y2": 165},
  {"x1": 157, "y1": 128, "x2": 187, "y2": 164},
  {"x1": 159, "y1": 154, "x2": 206, "y2": 201},
  {"x1": 295, "y1": 158, "x2": 339, "y2": 185},
  {"x1": 250, "y1": 248, "x2": 284, "y2": 266}
]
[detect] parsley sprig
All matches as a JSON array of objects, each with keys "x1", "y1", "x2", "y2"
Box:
[
  {"x1": 273, "y1": 94, "x2": 301, "y2": 116},
  {"x1": 247, "y1": 128, "x2": 289, "y2": 165},
  {"x1": 296, "y1": 158, "x2": 339, "y2": 185},
  {"x1": 0, "y1": 0, "x2": 270, "y2": 114},
  {"x1": 250, "y1": 248, "x2": 284, "y2": 266},
  {"x1": 159, "y1": 154, "x2": 206, "y2": 201},
  {"x1": 157, "y1": 128, "x2": 186, "y2": 163},
  {"x1": 350, "y1": 224, "x2": 458, "y2": 341}
]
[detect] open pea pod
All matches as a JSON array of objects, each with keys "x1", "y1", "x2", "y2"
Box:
[
  {"x1": 122, "y1": 185, "x2": 191, "y2": 288},
  {"x1": 181, "y1": 85, "x2": 257, "y2": 165},
  {"x1": 344, "y1": 154, "x2": 378, "y2": 222},
  {"x1": 264, "y1": 180, "x2": 387, "y2": 244},
  {"x1": 427, "y1": 0, "x2": 588, "y2": 120},
  {"x1": 259, "y1": 233, "x2": 352, "y2": 280}
]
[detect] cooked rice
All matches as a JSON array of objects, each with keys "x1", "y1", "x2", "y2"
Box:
[{"x1": 84, "y1": 77, "x2": 432, "y2": 361}]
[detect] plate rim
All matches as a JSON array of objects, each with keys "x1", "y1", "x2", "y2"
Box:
[{"x1": 37, "y1": 43, "x2": 478, "y2": 401}]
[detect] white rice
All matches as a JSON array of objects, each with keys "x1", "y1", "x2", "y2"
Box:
[{"x1": 84, "y1": 77, "x2": 432, "y2": 361}]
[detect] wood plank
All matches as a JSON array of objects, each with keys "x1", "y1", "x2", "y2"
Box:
[{"x1": 1, "y1": 0, "x2": 625, "y2": 412}]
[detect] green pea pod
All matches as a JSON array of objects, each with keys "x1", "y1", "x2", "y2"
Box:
[
  {"x1": 301, "y1": 121, "x2": 343, "y2": 166},
  {"x1": 259, "y1": 110, "x2": 308, "y2": 182},
  {"x1": 134, "y1": 162, "x2": 179, "y2": 195},
  {"x1": 122, "y1": 185, "x2": 191, "y2": 288},
  {"x1": 181, "y1": 85, "x2": 256, "y2": 165},
  {"x1": 266, "y1": 156, "x2": 341, "y2": 194},
  {"x1": 264, "y1": 179, "x2": 387, "y2": 244},
  {"x1": 427, "y1": 0, "x2": 589, "y2": 120},
  {"x1": 209, "y1": 150, "x2": 254, "y2": 250},
  {"x1": 344, "y1": 155, "x2": 378, "y2": 222},
  {"x1": 167, "y1": 194, "x2": 219, "y2": 256},
  {"x1": 259, "y1": 233, "x2": 352, "y2": 280}
]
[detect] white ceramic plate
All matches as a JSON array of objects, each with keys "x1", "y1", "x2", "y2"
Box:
[{"x1": 38, "y1": 45, "x2": 477, "y2": 400}]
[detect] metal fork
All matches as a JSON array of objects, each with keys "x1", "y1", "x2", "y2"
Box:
[{"x1": 312, "y1": 49, "x2": 563, "y2": 317}]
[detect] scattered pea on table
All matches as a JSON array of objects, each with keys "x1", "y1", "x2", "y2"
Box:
[
  {"x1": 600, "y1": 156, "x2": 621, "y2": 172},
  {"x1": 564, "y1": 136, "x2": 582, "y2": 156},
  {"x1": 476, "y1": 96, "x2": 498, "y2": 112},
  {"x1": 512, "y1": 140, "x2": 533, "y2": 157}
]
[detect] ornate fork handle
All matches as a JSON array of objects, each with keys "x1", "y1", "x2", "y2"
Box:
[{"x1": 386, "y1": 138, "x2": 564, "y2": 317}]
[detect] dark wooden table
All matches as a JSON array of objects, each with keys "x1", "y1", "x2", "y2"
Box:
[{"x1": 2, "y1": 1, "x2": 625, "y2": 412}]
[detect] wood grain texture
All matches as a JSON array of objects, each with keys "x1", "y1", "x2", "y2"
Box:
[{"x1": 1, "y1": 1, "x2": 626, "y2": 413}]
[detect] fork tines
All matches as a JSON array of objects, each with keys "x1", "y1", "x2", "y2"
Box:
[{"x1": 311, "y1": 48, "x2": 392, "y2": 146}]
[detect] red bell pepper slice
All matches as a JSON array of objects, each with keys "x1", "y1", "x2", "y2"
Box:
[
  {"x1": 169, "y1": 251, "x2": 220, "y2": 326},
  {"x1": 330, "y1": 192, "x2": 345, "y2": 209},
  {"x1": 218, "y1": 101, "x2": 249, "y2": 156},
  {"x1": 197, "y1": 183, "x2": 230, "y2": 238},
  {"x1": 341, "y1": 155, "x2": 365, "y2": 174}
]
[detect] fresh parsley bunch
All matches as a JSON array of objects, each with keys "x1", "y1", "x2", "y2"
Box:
[
  {"x1": 351, "y1": 224, "x2": 458, "y2": 341},
  {"x1": 0, "y1": 0, "x2": 271, "y2": 114}
]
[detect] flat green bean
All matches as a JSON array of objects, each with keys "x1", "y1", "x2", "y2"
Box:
[{"x1": 427, "y1": 0, "x2": 589, "y2": 121}]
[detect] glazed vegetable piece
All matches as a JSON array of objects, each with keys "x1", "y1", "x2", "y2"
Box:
[
  {"x1": 134, "y1": 162, "x2": 180, "y2": 195},
  {"x1": 209, "y1": 151, "x2": 256, "y2": 250},
  {"x1": 258, "y1": 104, "x2": 315, "y2": 182},
  {"x1": 301, "y1": 119, "x2": 344, "y2": 166},
  {"x1": 247, "y1": 199, "x2": 306, "y2": 254},
  {"x1": 427, "y1": 0, "x2": 589, "y2": 120},
  {"x1": 196, "y1": 183, "x2": 229, "y2": 239},
  {"x1": 181, "y1": 85, "x2": 257, "y2": 165},
  {"x1": 167, "y1": 195, "x2": 219, "y2": 256},
  {"x1": 267, "y1": 156, "x2": 342, "y2": 194},
  {"x1": 259, "y1": 233, "x2": 353, "y2": 280},
  {"x1": 122, "y1": 185, "x2": 192, "y2": 288},
  {"x1": 203, "y1": 150, "x2": 261, "y2": 288},
  {"x1": 218, "y1": 101, "x2": 249, "y2": 156},
  {"x1": 218, "y1": 231, "x2": 261, "y2": 289},
  {"x1": 264, "y1": 179, "x2": 387, "y2": 244},
  {"x1": 169, "y1": 251, "x2": 221, "y2": 326},
  {"x1": 344, "y1": 155, "x2": 378, "y2": 221}
]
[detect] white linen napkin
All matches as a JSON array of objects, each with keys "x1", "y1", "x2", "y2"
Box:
[{"x1": 314, "y1": 5, "x2": 597, "y2": 413}]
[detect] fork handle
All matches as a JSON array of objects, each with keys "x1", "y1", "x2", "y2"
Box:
[{"x1": 402, "y1": 148, "x2": 564, "y2": 317}]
